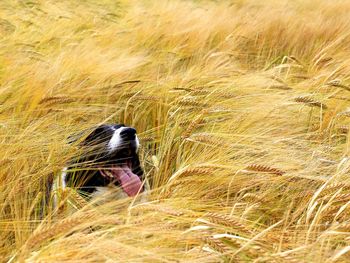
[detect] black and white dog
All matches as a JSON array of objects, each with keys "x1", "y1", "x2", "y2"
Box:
[{"x1": 51, "y1": 124, "x2": 146, "y2": 206}]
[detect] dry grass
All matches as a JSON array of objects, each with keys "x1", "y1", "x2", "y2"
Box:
[{"x1": 1, "y1": 0, "x2": 350, "y2": 262}]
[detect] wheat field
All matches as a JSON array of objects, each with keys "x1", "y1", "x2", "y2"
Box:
[{"x1": 1, "y1": 0, "x2": 350, "y2": 262}]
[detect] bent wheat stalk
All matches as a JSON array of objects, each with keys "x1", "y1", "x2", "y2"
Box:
[{"x1": 244, "y1": 164, "x2": 285, "y2": 176}]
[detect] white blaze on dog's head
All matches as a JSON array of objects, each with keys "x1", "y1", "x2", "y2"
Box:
[{"x1": 108, "y1": 126, "x2": 140, "y2": 152}]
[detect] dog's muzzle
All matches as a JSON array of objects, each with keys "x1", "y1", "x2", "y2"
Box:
[{"x1": 99, "y1": 159, "x2": 143, "y2": 197}]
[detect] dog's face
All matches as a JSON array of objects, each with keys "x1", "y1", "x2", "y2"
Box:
[
  {"x1": 82, "y1": 124, "x2": 140, "y2": 158},
  {"x1": 71, "y1": 124, "x2": 144, "y2": 197}
]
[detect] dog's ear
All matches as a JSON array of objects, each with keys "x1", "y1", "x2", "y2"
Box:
[
  {"x1": 81, "y1": 125, "x2": 108, "y2": 146},
  {"x1": 68, "y1": 125, "x2": 109, "y2": 147},
  {"x1": 67, "y1": 130, "x2": 86, "y2": 144},
  {"x1": 131, "y1": 152, "x2": 144, "y2": 179}
]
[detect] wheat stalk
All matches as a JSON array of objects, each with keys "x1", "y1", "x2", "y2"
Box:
[
  {"x1": 172, "y1": 87, "x2": 194, "y2": 92},
  {"x1": 332, "y1": 193, "x2": 350, "y2": 202},
  {"x1": 289, "y1": 55, "x2": 303, "y2": 65},
  {"x1": 187, "y1": 133, "x2": 226, "y2": 147},
  {"x1": 314, "y1": 56, "x2": 332, "y2": 66},
  {"x1": 176, "y1": 167, "x2": 214, "y2": 178},
  {"x1": 205, "y1": 212, "x2": 253, "y2": 234},
  {"x1": 168, "y1": 166, "x2": 215, "y2": 182},
  {"x1": 190, "y1": 90, "x2": 236, "y2": 99},
  {"x1": 111, "y1": 80, "x2": 141, "y2": 88},
  {"x1": 337, "y1": 111, "x2": 350, "y2": 117},
  {"x1": 182, "y1": 114, "x2": 206, "y2": 138},
  {"x1": 326, "y1": 80, "x2": 350, "y2": 92},
  {"x1": 190, "y1": 89, "x2": 210, "y2": 95},
  {"x1": 242, "y1": 193, "x2": 266, "y2": 204},
  {"x1": 336, "y1": 222, "x2": 350, "y2": 231},
  {"x1": 267, "y1": 254, "x2": 301, "y2": 263},
  {"x1": 321, "y1": 183, "x2": 350, "y2": 195},
  {"x1": 291, "y1": 74, "x2": 310, "y2": 80},
  {"x1": 121, "y1": 91, "x2": 139, "y2": 98},
  {"x1": 65, "y1": 188, "x2": 89, "y2": 208},
  {"x1": 139, "y1": 136, "x2": 156, "y2": 142},
  {"x1": 39, "y1": 96, "x2": 74, "y2": 105},
  {"x1": 268, "y1": 84, "x2": 292, "y2": 90},
  {"x1": 178, "y1": 98, "x2": 208, "y2": 107},
  {"x1": 294, "y1": 96, "x2": 327, "y2": 109},
  {"x1": 23, "y1": 212, "x2": 94, "y2": 251},
  {"x1": 130, "y1": 95, "x2": 160, "y2": 101},
  {"x1": 207, "y1": 106, "x2": 233, "y2": 113},
  {"x1": 131, "y1": 203, "x2": 183, "y2": 216},
  {"x1": 178, "y1": 119, "x2": 206, "y2": 128},
  {"x1": 337, "y1": 126, "x2": 349, "y2": 134},
  {"x1": 268, "y1": 75, "x2": 286, "y2": 84},
  {"x1": 204, "y1": 237, "x2": 233, "y2": 254},
  {"x1": 0, "y1": 158, "x2": 12, "y2": 166},
  {"x1": 245, "y1": 164, "x2": 285, "y2": 176}
]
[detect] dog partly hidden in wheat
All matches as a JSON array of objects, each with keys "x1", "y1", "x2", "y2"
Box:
[{"x1": 47, "y1": 124, "x2": 148, "y2": 212}]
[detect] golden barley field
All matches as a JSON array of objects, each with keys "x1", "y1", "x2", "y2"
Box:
[{"x1": 1, "y1": 0, "x2": 350, "y2": 262}]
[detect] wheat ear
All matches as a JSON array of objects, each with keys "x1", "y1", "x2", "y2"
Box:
[
  {"x1": 294, "y1": 96, "x2": 327, "y2": 109},
  {"x1": 245, "y1": 164, "x2": 285, "y2": 176}
]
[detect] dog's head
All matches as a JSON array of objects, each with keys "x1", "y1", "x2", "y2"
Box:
[
  {"x1": 81, "y1": 124, "x2": 140, "y2": 157},
  {"x1": 72, "y1": 124, "x2": 144, "y2": 196}
]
